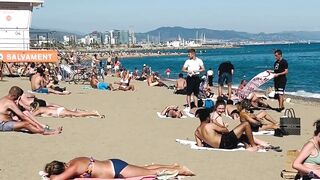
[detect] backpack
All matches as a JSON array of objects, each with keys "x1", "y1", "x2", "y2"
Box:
[{"x1": 204, "y1": 99, "x2": 214, "y2": 112}]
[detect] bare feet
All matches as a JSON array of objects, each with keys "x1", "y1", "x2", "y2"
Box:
[
  {"x1": 179, "y1": 166, "x2": 195, "y2": 176},
  {"x1": 62, "y1": 91, "x2": 71, "y2": 95},
  {"x1": 246, "y1": 145, "x2": 259, "y2": 152},
  {"x1": 43, "y1": 126, "x2": 63, "y2": 135}
]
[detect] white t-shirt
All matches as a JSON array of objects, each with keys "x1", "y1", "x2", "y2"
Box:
[
  {"x1": 183, "y1": 57, "x2": 204, "y2": 76},
  {"x1": 207, "y1": 70, "x2": 214, "y2": 76}
]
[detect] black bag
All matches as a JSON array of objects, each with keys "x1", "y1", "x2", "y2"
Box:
[{"x1": 280, "y1": 108, "x2": 301, "y2": 135}]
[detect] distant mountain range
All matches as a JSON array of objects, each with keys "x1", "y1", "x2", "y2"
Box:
[
  {"x1": 136, "y1": 27, "x2": 320, "y2": 42},
  {"x1": 30, "y1": 26, "x2": 320, "y2": 42}
]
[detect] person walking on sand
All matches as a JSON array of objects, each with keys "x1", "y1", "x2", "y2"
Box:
[
  {"x1": 268, "y1": 49, "x2": 288, "y2": 112},
  {"x1": 182, "y1": 49, "x2": 205, "y2": 108}
]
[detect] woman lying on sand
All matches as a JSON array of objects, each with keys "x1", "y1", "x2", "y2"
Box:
[
  {"x1": 30, "y1": 102, "x2": 104, "y2": 118},
  {"x1": 293, "y1": 119, "x2": 320, "y2": 179},
  {"x1": 43, "y1": 157, "x2": 195, "y2": 180}
]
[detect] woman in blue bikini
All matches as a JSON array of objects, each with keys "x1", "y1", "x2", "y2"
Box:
[{"x1": 44, "y1": 157, "x2": 194, "y2": 179}]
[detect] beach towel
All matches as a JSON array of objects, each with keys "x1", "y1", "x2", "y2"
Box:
[
  {"x1": 182, "y1": 108, "x2": 195, "y2": 118},
  {"x1": 156, "y1": 112, "x2": 187, "y2": 119},
  {"x1": 238, "y1": 70, "x2": 275, "y2": 100},
  {"x1": 175, "y1": 139, "x2": 266, "y2": 152},
  {"x1": 39, "y1": 171, "x2": 156, "y2": 180},
  {"x1": 74, "y1": 176, "x2": 156, "y2": 180},
  {"x1": 253, "y1": 130, "x2": 275, "y2": 136},
  {"x1": 81, "y1": 86, "x2": 94, "y2": 90}
]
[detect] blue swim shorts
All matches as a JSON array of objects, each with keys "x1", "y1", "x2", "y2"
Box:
[
  {"x1": 34, "y1": 88, "x2": 49, "y2": 94},
  {"x1": 97, "y1": 82, "x2": 109, "y2": 90}
]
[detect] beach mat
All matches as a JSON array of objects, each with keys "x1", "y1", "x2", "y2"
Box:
[
  {"x1": 176, "y1": 139, "x2": 266, "y2": 152},
  {"x1": 156, "y1": 112, "x2": 187, "y2": 119}
]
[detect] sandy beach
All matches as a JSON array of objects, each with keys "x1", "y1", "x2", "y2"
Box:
[{"x1": 0, "y1": 76, "x2": 320, "y2": 180}]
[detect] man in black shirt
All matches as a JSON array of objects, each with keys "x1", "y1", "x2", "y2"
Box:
[
  {"x1": 271, "y1": 49, "x2": 288, "y2": 112},
  {"x1": 218, "y1": 61, "x2": 234, "y2": 99}
]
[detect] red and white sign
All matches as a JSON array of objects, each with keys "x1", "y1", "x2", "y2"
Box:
[{"x1": 0, "y1": 50, "x2": 58, "y2": 63}]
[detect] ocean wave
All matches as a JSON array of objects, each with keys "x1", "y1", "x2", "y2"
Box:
[{"x1": 286, "y1": 90, "x2": 320, "y2": 99}]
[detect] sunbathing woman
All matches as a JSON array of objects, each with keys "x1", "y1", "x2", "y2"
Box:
[
  {"x1": 114, "y1": 70, "x2": 135, "y2": 91},
  {"x1": 43, "y1": 157, "x2": 195, "y2": 180},
  {"x1": 293, "y1": 119, "x2": 320, "y2": 179},
  {"x1": 18, "y1": 92, "x2": 62, "y2": 111},
  {"x1": 30, "y1": 102, "x2": 104, "y2": 118},
  {"x1": 161, "y1": 105, "x2": 184, "y2": 118}
]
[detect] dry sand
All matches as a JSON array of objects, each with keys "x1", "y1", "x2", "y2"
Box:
[{"x1": 0, "y1": 77, "x2": 320, "y2": 180}]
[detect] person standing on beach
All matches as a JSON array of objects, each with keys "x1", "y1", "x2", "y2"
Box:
[
  {"x1": 207, "y1": 68, "x2": 214, "y2": 87},
  {"x1": 182, "y1": 49, "x2": 205, "y2": 108},
  {"x1": 270, "y1": 49, "x2": 288, "y2": 112},
  {"x1": 217, "y1": 61, "x2": 234, "y2": 99}
]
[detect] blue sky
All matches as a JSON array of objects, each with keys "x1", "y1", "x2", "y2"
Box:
[{"x1": 31, "y1": 0, "x2": 320, "y2": 34}]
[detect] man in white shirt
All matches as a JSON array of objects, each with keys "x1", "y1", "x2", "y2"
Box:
[{"x1": 182, "y1": 49, "x2": 205, "y2": 108}]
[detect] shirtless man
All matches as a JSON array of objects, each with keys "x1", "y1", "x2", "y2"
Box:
[
  {"x1": 0, "y1": 86, "x2": 62, "y2": 135},
  {"x1": 31, "y1": 68, "x2": 70, "y2": 95},
  {"x1": 174, "y1": 73, "x2": 187, "y2": 95},
  {"x1": 194, "y1": 108, "x2": 270, "y2": 151},
  {"x1": 90, "y1": 75, "x2": 114, "y2": 91},
  {"x1": 160, "y1": 105, "x2": 183, "y2": 118}
]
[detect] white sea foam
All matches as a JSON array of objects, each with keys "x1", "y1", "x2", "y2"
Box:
[{"x1": 286, "y1": 90, "x2": 320, "y2": 99}]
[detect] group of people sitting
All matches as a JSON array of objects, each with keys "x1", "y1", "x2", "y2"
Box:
[{"x1": 0, "y1": 86, "x2": 105, "y2": 136}]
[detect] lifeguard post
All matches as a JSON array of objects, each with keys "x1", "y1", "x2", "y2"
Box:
[
  {"x1": 0, "y1": 0, "x2": 44, "y2": 50},
  {"x1": 0, "y1": 0, "x2": 57, "y2": 78}
]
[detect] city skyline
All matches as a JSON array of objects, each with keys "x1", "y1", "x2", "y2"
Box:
[{"x1": 31, "y1": 0, "x2": 320, "y2": 34}]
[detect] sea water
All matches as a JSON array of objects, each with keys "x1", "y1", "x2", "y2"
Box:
[{"x1": 119, "y1": 43, "x2": 320, "y2": 99}]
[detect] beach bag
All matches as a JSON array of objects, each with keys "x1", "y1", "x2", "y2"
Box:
[
  {"x1": 280, "y1": 108, "x2": 301, "y2": 135},
  {"x1": 204, "y1": 99, "x2": 214, "y2": 112}
]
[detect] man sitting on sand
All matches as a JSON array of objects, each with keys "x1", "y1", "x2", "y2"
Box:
[
  {"x1": 238, "y1": 99, "x2": 285, "y2": 137},
  {"x1": 0, "y1": 86, "x2": 62, "y2": 135},
  {"x1": 90, "y1": 75, "x2": 114, "y2": 91},
  {"x1": 161, "y1": 105, "x2": 184, "y2": 118},
  {"x1": 30, "y1": 102, "x2": 105, "y2": 118},
  {"x1": 194, "y1": 108, "x2": 270, "y2": 151},
  {"x1": 31, "y1": 67, "x2": 70, "y2": 95},
  {"x1": 174, "y1": 73, "x2": 187, "y2": 95},
  {"x1": 147, "y1": 72, "x2": 168, "y2": 87}
]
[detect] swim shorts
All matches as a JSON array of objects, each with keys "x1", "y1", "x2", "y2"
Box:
[
  {"x1": 97, "y1": 82, "x2": 109, "y2": 90},
  {"x1": 219, "y1": 130, "x2": 248, "y2": 149},
  {"x1": 34, "y1": 88, "x2": 49, "y2": 94},
  {"x1": 0, "y1": 120, "x2": 16, "y2": 131}
]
